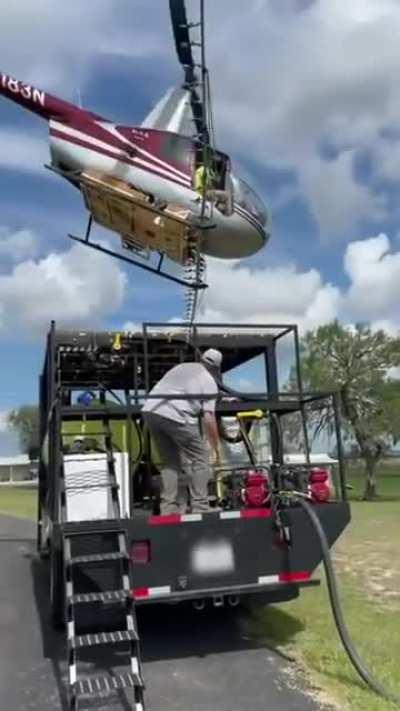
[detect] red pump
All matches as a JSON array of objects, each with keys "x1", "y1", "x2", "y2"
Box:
[
  {"x1": 242, "y1": 470, "x2": 270, "y2": 508},
  {"x1": 309, "y1": 468, "x2": 331, "y2": 503}
]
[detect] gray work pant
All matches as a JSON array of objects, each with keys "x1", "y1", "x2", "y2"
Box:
[{"x1": 143, "y1": 412, "x2": 210, "y2": 514}]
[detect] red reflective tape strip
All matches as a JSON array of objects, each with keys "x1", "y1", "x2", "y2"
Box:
[
  {"x1": 279, "y1": 571, "x2": 311, "y2": 583},
  {"x1": 132, "y1": 586, "x2": 171, "y2": 599},
  {"x1": 148, "y1": 514, "x2": 182, "y2": 526},
  {"x1": 149, "y1": 510, "x2": 273, "y2": 523},
  {"x1": 240, "y1": 508, "x2": 272, "y2": 519}
]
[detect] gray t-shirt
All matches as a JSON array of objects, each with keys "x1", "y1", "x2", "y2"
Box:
[{"x1": 142, "y1": 362, "x2": 218, "y2": 424}]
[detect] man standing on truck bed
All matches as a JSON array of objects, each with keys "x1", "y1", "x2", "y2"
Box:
[{"x1": 142, "y1": 349, "x2": 222, "y2": 514}]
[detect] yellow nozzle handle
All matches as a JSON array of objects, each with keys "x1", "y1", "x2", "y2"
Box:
[
  {"x1": 237, "y1": 409, "x2": 264, "y2": 419},
  {"x1": 112, "y1": 332, "x2": 122, "y2": 351}
]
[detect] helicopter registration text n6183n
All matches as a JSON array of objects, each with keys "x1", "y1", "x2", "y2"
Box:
[{"x1": 0, "y1": 1, "x2": 270, "y2": 290}]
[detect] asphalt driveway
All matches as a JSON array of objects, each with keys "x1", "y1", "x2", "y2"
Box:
[{"x1": 0, "y1": 514, "x2": 321, "y2": 710}]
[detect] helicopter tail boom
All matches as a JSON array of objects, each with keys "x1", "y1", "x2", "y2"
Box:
[{"x1": 0, "y1": 72, "x2": 98, "y2": 124}]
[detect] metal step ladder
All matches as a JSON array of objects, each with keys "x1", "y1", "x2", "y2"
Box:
[{"x1": 60, "y1": 408, "x2": 145, "y2": 710}]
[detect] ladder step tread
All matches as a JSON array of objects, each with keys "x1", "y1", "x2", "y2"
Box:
[
  {"x1": 72, "y1": 629, "x2": 138, "y2": 648},
  {"x1": 64, "y1": 482, "x2": 116, "y2": 490},
  {"x1": 63, "y1": 521, "x2": 125, "y2": 534},
  {"x1": 74, "y1": 671, "x2": 143, "y2": 695},
  {"x1": 63, "y1": 455, "x2": 109, "y2": 462},
  {"x1": 63, "y1": 431, "x2": 107, "y2": 436},
  {"x1": 70, "y1": 551, "x2": 127, "y2": 564},
  {"x1": 69, "y1": 589, "x2": 131, "y2": 604}
]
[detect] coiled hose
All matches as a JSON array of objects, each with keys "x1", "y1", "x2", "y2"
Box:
[{"x1": 294, "y1": 496, "x2": 400, "y2": 706}]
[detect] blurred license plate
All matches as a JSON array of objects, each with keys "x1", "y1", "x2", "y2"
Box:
[{"x1": 191, "y1": 540, "x2": 235, "y2": 575}]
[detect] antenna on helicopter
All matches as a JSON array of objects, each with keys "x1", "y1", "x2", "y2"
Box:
[{"x1": 77, "y1": 86, "x2": 83, "y2": 110}]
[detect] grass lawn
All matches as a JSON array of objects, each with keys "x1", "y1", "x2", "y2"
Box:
[
  {"x1": 346, "y1": 460, "x2": 400, "y2": 500},
  {"x1": 245, "y1": 490, "x2": 400, "y2": 710},
  {"x1": 0, "y1": 485, "x2": 37, "y2": 519}
]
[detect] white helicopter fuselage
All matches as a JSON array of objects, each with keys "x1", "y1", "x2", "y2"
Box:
[
  {"x1": 0, "y1": 71, "x2": 269, "y2": 260},
  {"x1": 49, "y1": 119, "x2": 268, "y2": 260}
]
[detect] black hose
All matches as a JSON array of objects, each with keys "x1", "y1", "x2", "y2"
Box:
[
  {"x1": 132, "y1": 417, "x2": 144, "y2": 465},
  {"x1": 295, "y1": 496, "x2": 400, "y2": 706}
]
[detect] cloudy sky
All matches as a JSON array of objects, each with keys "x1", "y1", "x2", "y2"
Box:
[{"x1": 1, "y1": 0, "x2": 400, "y2": 453}]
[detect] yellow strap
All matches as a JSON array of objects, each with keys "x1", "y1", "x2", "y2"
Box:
[
  {"x1": 194, "y1": 165, "x2": 216, "y2": 193},
  {"x1": 194, "y1": 165, "x2": 206, "y2": 192},
  {"x1": 237, "y1": 409, "x2": 264, "y2": 419}
]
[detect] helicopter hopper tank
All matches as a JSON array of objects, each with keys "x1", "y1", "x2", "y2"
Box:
[{"x1": 80, "y1": 170, "x2": 196, "y2": 265}]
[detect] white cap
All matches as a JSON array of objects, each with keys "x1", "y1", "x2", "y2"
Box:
[
  {"x1": 201, "y1": 348, "x2": 223, "y2": 368},
  {"x1": 73, "y1": 435, "x2": 85, "y2": 441}
]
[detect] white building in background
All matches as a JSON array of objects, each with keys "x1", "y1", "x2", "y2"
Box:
[
  {"x1": 218, "y1": 419, "x2": 338, "y2": 468},
  {"x1": 0, "y1": 455, "x2": 36, "y2": 482}
]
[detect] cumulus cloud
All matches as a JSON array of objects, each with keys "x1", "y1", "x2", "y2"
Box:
[
  {"x1": 344, "y1": 233, "x2": 400, "y2": 328},
  {"x1": 198, "y1": 0, "x2": 400, "y2": 233},
  {"x1": 299, "y1": 153, "x2": 386, "y2": 233},
  {"x1": 199, "y1": 233, "x2": 400, "y2": 335},
  {"x1": 369, "y1": 138, "x2": 400, "y2": 185},
  {"x1": 0, "y1": 241, "x2": 127, "y2": 338},
  {"x1": 0, "y1": 129, "x2": 48, "y2": 175},
  {"x1": 1, "y1": 1, "x2": 172, "y2": 97},
  {"x1": 199, "y1": 258, "x2": 341, "y2": 332},
  {"x1": 0, "y1": 226, "x2": 38, "y2": 262}
]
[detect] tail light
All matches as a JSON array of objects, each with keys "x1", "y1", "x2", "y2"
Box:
[
  {"x1": 309, "y1": 468, "x2": 331, "y2": 503},
  {"x1": 242, "y1": 470, "x2": 270, "y2": 508},
  {"x1": 130, "y1": 540, "x2": 151, "y2": 565}
]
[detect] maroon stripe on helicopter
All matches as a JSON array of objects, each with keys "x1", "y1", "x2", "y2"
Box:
[
  {"x1": 83, "y1": 126, "x2": 192, "y2": 185},
  {"x1": 234, "y1": 203, "x2": 264, "y2": 231},
  {"x1": 50, "y1": 129, "x2": 192, "y2": 189},
  {"x1": 234, "y1": 208, "x2": 266, "y2": 240},
  {"x1": 55, "y1": 128, "x2": 191, "y2": 188},
  {"x1": 52, "y1": 112, "x2": 191, "y2": 180},
  {"x1": 113, "y1": 126, "x2": 191, "y2": 180},
  {"x1": 234, "y1": 204, "x2": 266, "y2": 240}
]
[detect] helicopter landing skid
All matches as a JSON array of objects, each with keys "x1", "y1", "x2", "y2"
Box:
[{"x1": 68, "y1": 216, "x2": 208, "y2": 291}]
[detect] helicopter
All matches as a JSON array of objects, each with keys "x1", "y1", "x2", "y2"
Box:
[{"x1": 0, "y1": 0, "x2": 270, "y2": 291}]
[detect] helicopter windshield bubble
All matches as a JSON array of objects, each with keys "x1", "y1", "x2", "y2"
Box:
[{"x1": 232, "y1": 176, "x2": 268, "y2": 227}]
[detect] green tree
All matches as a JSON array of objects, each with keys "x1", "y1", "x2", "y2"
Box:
[
  {"x1": 298, "y1": 322, "x2": 400, "y2": 500},
  {"x1": 7, "y1": 406, "x2": 40, "y2": 459}
]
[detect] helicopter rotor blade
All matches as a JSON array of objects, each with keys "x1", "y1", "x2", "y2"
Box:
[
  {"x1": 169, "y1": 0, "x2": 195, "y2": 80},
  {"x1": 169, "y1": 0, "x2": 209, "y2": 144}
]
